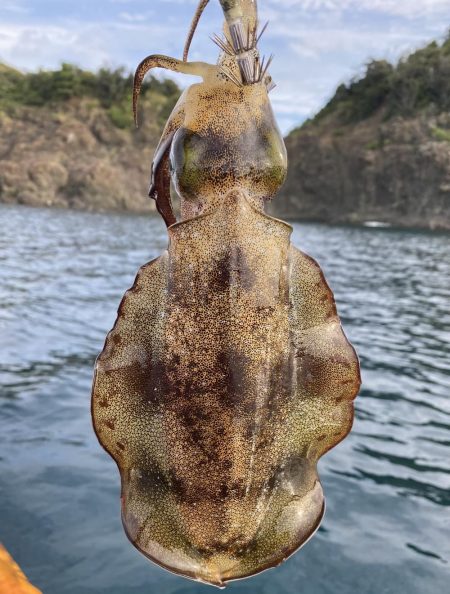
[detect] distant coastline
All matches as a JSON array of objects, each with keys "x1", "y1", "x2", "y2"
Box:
[
  {"x1": 0, "y1": 63, "x2": 178, "y2": 214},
  {"x1": 274, "y1": 33, "x2": 450, "y2": 231},
  {"x1": 1, "y1": 35, "x2": 450, "y2": 230}
]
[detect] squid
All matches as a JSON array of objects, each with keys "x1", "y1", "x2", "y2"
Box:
[{"x1": 92, "y1": 0, "x2": 361, "y2": 587}]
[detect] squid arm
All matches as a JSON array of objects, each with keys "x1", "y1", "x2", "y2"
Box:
[
  {"x1": 147, "y1": 0, "x2": 213, "y2": 225},
  {"x1": 133, "y1": 54, "x2": 216, "y2": 128}
]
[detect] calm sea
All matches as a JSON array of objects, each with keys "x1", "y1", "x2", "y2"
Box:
[{"x1": 1, "y1": 204, "x2": 449, "y2": 594}]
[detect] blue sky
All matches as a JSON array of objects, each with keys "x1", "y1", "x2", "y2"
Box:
[{"x1": 0, "y1": 0, "x2": 449, "y2": 133}]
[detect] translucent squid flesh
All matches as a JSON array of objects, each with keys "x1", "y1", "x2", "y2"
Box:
[{"x1": 91, "y1": 0, "x2": 361, "y2": 587}]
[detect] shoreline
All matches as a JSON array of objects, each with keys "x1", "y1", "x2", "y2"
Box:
[{"x1": 2, "y1": 201, "x2": 449, "y2": 234}]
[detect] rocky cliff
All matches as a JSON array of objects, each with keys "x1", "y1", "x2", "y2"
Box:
[
  {"x1": 273, "y1": 36, "x2": 450, "y2": 230},
  {"x1": 1, "y1": 39, "x2": 450, "y2": 229},
  {"x1": 272, "y1": 111, "x2": 450, "y2": 229},
  {"x1": 0, "y1": 63, "x2": 179, "y2": 213},
  {"x1": 0, "y1": 100, "x2": 159, "y2": 212}
]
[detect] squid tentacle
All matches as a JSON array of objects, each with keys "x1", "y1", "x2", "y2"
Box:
[
  {"x1": 132, "y1": 54, "x2": 216, "y2": 127},
  {"x1": 183, "y1": 0, "x2": 210, "y2": 61}
]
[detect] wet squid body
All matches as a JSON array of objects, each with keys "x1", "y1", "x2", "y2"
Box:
[{"x1": 92, "y1": 0, "x2": 361, "y2": 587}]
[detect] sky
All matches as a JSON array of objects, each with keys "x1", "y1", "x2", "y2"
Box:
[{"x1": 0, "y1": 0, "x2": 449, "y2": 133}]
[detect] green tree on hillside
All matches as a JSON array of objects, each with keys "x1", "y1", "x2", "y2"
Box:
[
  {"x1": 0, "y1": 63, "x2": 180, "y2": 128},
  {"x1": 313, "y1": 31, "x2": 450, "y2": 125}
]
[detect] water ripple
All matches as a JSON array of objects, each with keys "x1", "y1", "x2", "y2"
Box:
[{"x1": 1, "y1": 205, "x2": 449, "y2": 593}]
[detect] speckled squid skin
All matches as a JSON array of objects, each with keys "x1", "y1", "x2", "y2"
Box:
[{"x1": 92, "y1": 0, "x2": 360, "y2": 587}]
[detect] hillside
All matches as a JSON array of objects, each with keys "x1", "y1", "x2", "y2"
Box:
[
  {"x1": 0, "y1": 63, "x2": 180, "y2": 212},
  {"x1": 1, "y1": 39, "x2": 450, "y2": 229},
  {"x1": 274, "y1": 34, "x2": 450, "y2": 229}
]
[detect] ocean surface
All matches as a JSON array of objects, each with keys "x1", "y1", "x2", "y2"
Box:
[{"x1": 0, "y1": 204, "x2": 449, "y2": 594}]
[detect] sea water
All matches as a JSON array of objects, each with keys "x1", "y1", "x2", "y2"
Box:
[{"x1": 0, "y1": 204, "x2": 449, "y2": 594}]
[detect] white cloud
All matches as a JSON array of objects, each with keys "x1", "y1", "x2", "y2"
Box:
[
  {"x1": 256, "y1": 0, "x2": 450, "y2": 130},
  {"x1": 287, "y1": 26, "x2": 429, "y2": 60},
  {"x1": 0, "y1": 1, "x2": 28, "y2": 15},
  {"x1": 0, "y1": 19, "x2": 186, "y2": 72},
  {"x1": 0, "y1": 24, "x2": 109, "y2": 70},
  {"x1": 119, "y1": 11, "x2": 155, "y2": 22},
  {"x1": 0, "y1": 1, "x2": 449, "y2": 132},
  {"x1": 266, "y1": 0, "x2": 450, "y2": 19}
]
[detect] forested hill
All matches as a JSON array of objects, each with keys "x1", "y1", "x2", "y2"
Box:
[
  {"x1": 274, "y1": 34, "x2": 450, "y2": 229},
  {"x1": 1, "y1": 35, "x2": 450, "y2": 230},
  {"x1": 0, "y1": 63, "x2": 180, "y2": 211}
]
